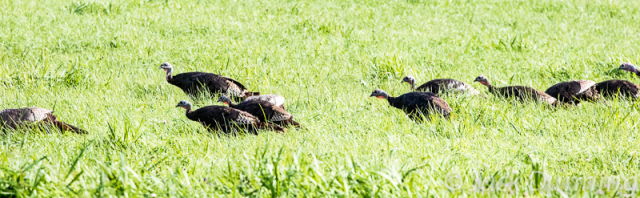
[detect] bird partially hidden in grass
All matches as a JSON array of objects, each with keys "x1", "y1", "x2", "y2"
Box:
[
  {"x1": 595, "y1": 80, "x2": 640, "y2": 101},
  {"x1": 0, "y1": 108, "x2": 87, "y2": 134},
  {"x1": 242, "y1": 94, "x2": 286, "y2": 110},
  {"x1": 218, "y1": 95, "x2": 301, "y2": 128},
  {"x1": 474, "y1": 75, "x2": 558, "y2": 105},
  {"x1": 369, "y1": 89, "x2": 451, "y2": 122},
  {"x1": 159, "y1": 62, "x2": 259, "y2": 100},
  {"x1": 619, "y1": 62, "x2": 640, "y2": 76},
  {"x1": 591, "y1": 63, "x2": 640, "y2": 101},
  {"x1": 544, "y1": 80, "x2": 600, "y2": 105},
  {"x1": 175, "y1": 100, "x2": 285, "y2": 135},
  {"x1": 401, "y1": 75, "x2": 480, "y2": 96}
]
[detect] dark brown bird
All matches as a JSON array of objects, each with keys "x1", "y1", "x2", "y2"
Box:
[
  {"x1": 0, "y1": 108, "x2": 87, "y2": 134},
  {"x1": 544, "y1": 80, "x2": 599, "y2": 105},
  {"x1": 595, "y1": 80, "x2": 640, "y2": 100},
  {"x1": 175, "y1": 100, "x2": 285, "y2": 134},
  {"x1": 619, "y1": 62, "x2": 640, "y2": 76},
  {"x1": 402, "y1": 75, "x2": 480, "y2": 95},
  {"x1": 219, "y1": 95, "x2": 301, "y2": 128},
  {"x1": 243, "y1": 94, "x2": 286, "y2": 110},
  {"x1": 159, "y1": 62, "x2": 259, "y2": 100},
  {"x1": 369, "y1": 89, "x2": 451, "y2": 121},
  {"x1": 474, "y1": 75, "x2": 557, "y2": 104}
]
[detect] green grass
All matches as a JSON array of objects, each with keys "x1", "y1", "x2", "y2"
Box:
[{"x1": 1, "y1": 0, "x2": 640, "y2": 196}]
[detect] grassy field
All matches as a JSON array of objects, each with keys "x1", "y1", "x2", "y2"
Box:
[{"x1": 1, "y1": 0, "x2": 640, "y2": 196}]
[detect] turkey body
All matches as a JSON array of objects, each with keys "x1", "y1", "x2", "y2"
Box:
[
  {"x1": 415, "y1": 79, "x2": 480, "y2": 95},
  {"x1": 184, "y1": 105, "x2": 284, "y2": 134},
  {"x1": 386, "y1": 92, "x2": 452, "y2": 121},
  {"x1": 0, "y1": 108, "x2": 87, "y2": 134},
  {"x1": 594, "y1": 80, "x2": 640, "y2": 100},
  {"x1": 229, "y1": 101, "x2": 300, "y2": 128},
  {"x1": 168, "y1": 72, "x2": 258, "y2": 100},
  {"x1": 243, "y1": 94, "x2": 286, "y2": 110},
  {"x1": 488, "y1": 86, "x2": 557, "y2": 104},
  {"x1": 544, "y1": 80, "x2": 599, "y2": 105}
]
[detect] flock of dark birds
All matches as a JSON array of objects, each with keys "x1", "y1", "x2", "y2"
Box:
[
  {"x1": 1, "y1": 62, "x2": 639, "y2": 135},
  {"x1": 372, "y1": 62, "x2": 640, "y2": 122}
]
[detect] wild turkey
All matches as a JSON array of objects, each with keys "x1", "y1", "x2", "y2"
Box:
[
  {"x1": 243, "y1": 94, "x2": 286, "y2": 110},
  {"x1": 0, "y1": 108, "x2": 87, "y2": 134},
  {"x1": 473, "y1": 75, "x2": 557, "y2": 105},
  {"x1": 544, "y1": 80, "x2": 600, "y2": 105},
  {"x1": 219, "y1": 95, "x2": 301, "y2": 128},
  {"x1": 402, "y1": 75, "x2": 480, "y2": 95},
  {"x1": 159, "y1": 62, "x2": 259, "y2": 100},
  {"x1": 175, "y1": 100, "x2": 285, "y2": 134},
  {"x1": 619, "y1": 62, "x2": 640, "y2": 76},
  {"x1": 369, "y1": 89, "x2": 451, "y2": 121},
  {"x1": 594, "y1": 80, "x2": 640, "y2": 100}
]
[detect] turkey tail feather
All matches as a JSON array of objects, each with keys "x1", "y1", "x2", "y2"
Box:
[
  {"x1": 288, "y1": 120, "x2": 302, "y2": 129},
  {"x1": 52, "y1": 121, "x2": 88, "y2": 134},
  {"x1": 274, "y1": 119, "x2": 302, "y2": 129},
  {"x1": 268, "y1": 123, "x2": 286, "y2": 133},
  {"x1": 255, "y1": 122, "x2": 286, "y2": 133}
]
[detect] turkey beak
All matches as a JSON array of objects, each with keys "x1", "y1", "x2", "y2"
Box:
[
  {"x1": 369, "y1": 93, "x2": 375, "y2": 97},
  {"x1": 175, "y1": 105, "x2": 181, "y2": 108}
]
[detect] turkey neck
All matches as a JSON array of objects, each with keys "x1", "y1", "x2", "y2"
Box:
[
  {"x1": 183, "y1": 106, "x2": 193, "y2": 115},
  {"x1": 227, "y1": 102, "x2": 238, "y2": 108},
  {"x1": 165, "y1": 68, "x2": 174, "y2": 81},
  {"x1": 386, "y1": 97, "x2": 404, "y2": 109},
  {"x1": 485, "y1": 84, "x2": 498, "y2": 95}
]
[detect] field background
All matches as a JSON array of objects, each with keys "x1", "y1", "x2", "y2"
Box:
[{"x1": 1, "y1": 0, "x2": 640, "y2": 196}]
